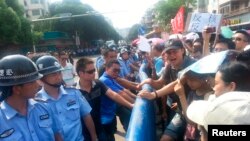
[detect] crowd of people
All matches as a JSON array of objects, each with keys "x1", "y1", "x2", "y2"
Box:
[{"x1": 0, "y1": 26, "x2": 250, "y2": 141}]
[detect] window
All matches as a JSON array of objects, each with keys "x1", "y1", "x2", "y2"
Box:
[
  {"x1": 245, "y1": 1, "x2": 249, "y2": 7},
  {"x1": 32, "y1": 9, "x2": 40, "y2": 16},
  {"x1": 31, "y1": 0, "x2": 39, "y2": 4},
  {"x1": 231, "y1": 1, "x2": 239, "y2": 11}
]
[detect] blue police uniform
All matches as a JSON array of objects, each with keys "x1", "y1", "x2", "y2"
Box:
[
  {"x1": 0, "y1": 99, "x2": 62, "y2": 141},
  {"x1": 118, "y1": 57, "x2": 133, "y2": 78},
  {"x1": 36, "y1": 86, "x2": 92, "y2": 141},
  {"x1": 96, "y1": 56, "x2": 105, "y2": 71}
]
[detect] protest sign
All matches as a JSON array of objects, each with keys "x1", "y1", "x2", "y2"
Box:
[{"x1": 186, "y1": 12, "x2": 222, "y2": 32}]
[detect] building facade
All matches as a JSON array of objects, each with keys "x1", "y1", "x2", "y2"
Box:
[
  {"x1": 18, "y1": 0, "x2": 49, "y2": 20},
  {"x1": 207, "y1": 0, "x2": 250, "y2": 30}
]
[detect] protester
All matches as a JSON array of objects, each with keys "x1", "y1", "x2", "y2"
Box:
[
  {"x1": 186, "y1": 61, "x2": 250, "y2": 141},
  {"x1": 36, "y1": 55, "x2": 97, "y2": 141},
  {"x1": 75, "y1": 57, "x2": 133, "y2": 141},
  {"x1": 232, "y1": 30, "x2": 250, "y2": 51},
  {"x1": 99, "y1": 59, "x2": 136, "y2": 140},
  {"x1": 187, "y1": 92, "x2": 250, "y2": 141},
  {"x1": 0, "y1": 55, "x2": 63, "y2": 141},
  {"x1": 139, "y1": 39, "x2": 195, "y2": 141},
  {"x1": 213, "y1": 38, "x2": 235, "y2": 53},
  {"x1": 58, "y1": 51, "x2": 76, "y2": 86},
  {"x1": 174, "y1": 71, "x2": 213, "y2": 141}
]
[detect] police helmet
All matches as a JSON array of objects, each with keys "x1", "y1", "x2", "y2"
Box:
[
  {"x1": 0, "y1": 55, "x2": 42, "y2": 86},
  {"x1": 36, "y1": 55, "x2": 62, "y2": 76}
]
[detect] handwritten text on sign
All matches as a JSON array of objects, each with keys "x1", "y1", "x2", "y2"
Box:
[{"x1": 188, "y1": 13, "x2": 222, "y2": 32}]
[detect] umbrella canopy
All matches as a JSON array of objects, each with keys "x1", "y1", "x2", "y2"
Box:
[
  {"x1": 221, "y1": 26, "x2": 233, "y2": 39},
  {"x1": 178, "y1": 50, "x2": 230, "y2": 78}
]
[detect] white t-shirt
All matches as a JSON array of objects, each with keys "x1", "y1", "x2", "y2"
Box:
[{"x1": 61, "y1": 62, "x2": 75, "y2": 86}]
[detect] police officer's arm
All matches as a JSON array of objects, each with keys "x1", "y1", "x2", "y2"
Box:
[
  {"x1": 106, "y1": 88, "x2": 133, "y2": 109},
  {"x1": 83, "y1": 115, "x2": 97, "y2": 141}
]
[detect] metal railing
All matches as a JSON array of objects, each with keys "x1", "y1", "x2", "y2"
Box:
[{"x1": 125, "y1": 63, "x2": 156, "y2": 141}]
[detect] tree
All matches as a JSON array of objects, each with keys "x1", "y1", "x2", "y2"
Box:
[
  {"x1": 153, "y1": 0, "x2": 197, "y2": 32},
  {"x1": 34, "y1": 0, "x2": 121, "y2": 43},
  {"x1": 126, "y1": 24, "x2": 141, "y2": 41},
  {"x1": 0, "y1": 0, "x2": 33, "y2": 45},
  {"x1": 5, "y1": 0, "x2": 24, "y2": 16},
  {"x1": 0, "y1": 0, "x2": 21, "y2": 44}
]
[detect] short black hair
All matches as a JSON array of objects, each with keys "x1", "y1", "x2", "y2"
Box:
[
  {"x1": 76, "y1": 57, "x2": 94, "y2": 75},
  {"x1": 103, "y1": 48, "x2": 116, "y2": 57},
  {"x1": 215, "y1": 38, "x2": 235, "y2": 50},
  {"x1": 218, "y1": 61, "x2": 250, "y2": 91},
  {"x1": 235, "y1": 30, "x2": 250, "y2": 42},
  {"x1": 105, "y1": 59, "x2": 120, "y2": 68}
]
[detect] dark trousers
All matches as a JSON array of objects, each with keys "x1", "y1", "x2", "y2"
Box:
[
  {"x1": 99, "y1": 118, "x2": 117, "y2": 141},
  {"x1": 116, "y1": 105, "x2": 132, "y2": 131}
]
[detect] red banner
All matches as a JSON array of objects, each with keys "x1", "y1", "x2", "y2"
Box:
[{"x1": 171, "y1": 6, "x2": 185, "y2": 33}]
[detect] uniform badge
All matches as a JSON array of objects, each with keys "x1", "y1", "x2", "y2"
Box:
[
  {"x1": 0, "y1": 128, "x2": 15, "y2": 138},
  {"x1": 67, "y1": 100, "x2": 76, "y2": 107},
  {"x1": 40, "y1": 114, "x2": 49, "y2": 120}
]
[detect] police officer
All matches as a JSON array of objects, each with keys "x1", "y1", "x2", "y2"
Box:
[
  {"x1": 35, "y1": 55, "x2": 97, "y2": 141},
  {"x1": 0, "y1": 55, "x2": 63, "y2": 141}
]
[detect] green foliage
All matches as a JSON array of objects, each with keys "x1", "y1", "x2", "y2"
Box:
[
  {"x1": 0, "y1": 0, "x2": 33, "y2": 45},
  {"x1": 154, "y1": 0, "x2": 197, "y2": 31},
  {"x1": 39, "y1": 0, "x2": 121, "y2": 43},
  {"x1": 16, "y1": 17, "x2": 33, "y2": 44},
  {"x1": 0, "y1": 7, "x2": 21, "y2": 43},
  {"x1": 126, "y1": 24, "x2": 140, "y2": 41},
  {"x1": 32, "y1": 31, "x2": 43, "y2": 44},
  {"x1": 5, "y1": 0, "x2": 24, "y2": 16}
]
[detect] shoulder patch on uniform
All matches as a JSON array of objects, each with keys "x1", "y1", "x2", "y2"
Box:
[{"x1": 0, "y1": 128, "x2": 15, "y2": 138}]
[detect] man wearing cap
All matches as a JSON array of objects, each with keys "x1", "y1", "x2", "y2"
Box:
[
  {"x1": 232, "y1": 30, "x2": 250, "y2": 51},
  {"x1": 0, "y1": 55, "x2": 63, "y2": 141},
  {"x1": 139, "y1": 39, "x2": 195, "y2": 141},
  {"x1": 35, "y1": 55, "x2": 97, "y2": 141}
]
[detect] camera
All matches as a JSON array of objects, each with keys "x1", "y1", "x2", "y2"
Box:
[{"x1": 206, "y1": 26, "x2": 216, "y2": 33}]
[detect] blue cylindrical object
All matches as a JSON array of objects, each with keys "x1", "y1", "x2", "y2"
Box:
[{"x1": 126, "y1": 63, "x2": 156, "y2": 141}]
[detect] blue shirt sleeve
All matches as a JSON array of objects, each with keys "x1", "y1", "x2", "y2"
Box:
[{"x1": 100, "y1": 77, "x2": 123, "y2": 93}]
